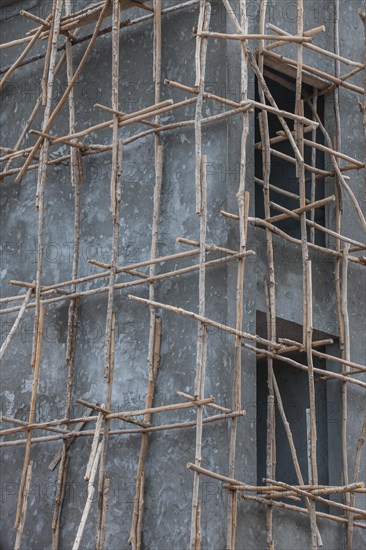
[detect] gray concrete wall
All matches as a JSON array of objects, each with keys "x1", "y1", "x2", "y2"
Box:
[{"x1": 0, "y1": 0, "x2": 365, "y2": 548}]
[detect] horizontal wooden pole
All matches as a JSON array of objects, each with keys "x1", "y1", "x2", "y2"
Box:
[{"x1": 197, "y1": 31, "x2": 312, "y2": 43}]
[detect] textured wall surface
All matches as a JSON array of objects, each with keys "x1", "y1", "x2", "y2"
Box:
[{"x1": 0, "y1": 1, "x2": 365, "y2": 549}]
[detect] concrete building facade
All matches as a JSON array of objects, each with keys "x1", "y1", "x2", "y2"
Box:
[{"x1": 0, "y1": 0, "x2": 365, "y2": 548}]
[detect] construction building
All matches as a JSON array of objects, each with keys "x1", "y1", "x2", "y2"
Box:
[{"x1": 0, "y1": 0, "x2": 365, "y2": 548}]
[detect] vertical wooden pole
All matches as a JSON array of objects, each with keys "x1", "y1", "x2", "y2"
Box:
[
  {"x1": 219, "y1": 3, "x2": 250, "y2": 548},
  {"x1": 128, "y1": 3, "x2": 163, "y2": 547},
  {"x1": 14, "y1": 0, "x2": 64, "y2": 536},
  {"x1": 190, "y1": 155, "x2": 208, "y2": 550},
  {"x1": 295, "y1": 2, "x2": 319, "y2": 547},
  {"x1": 51, "y1": 0, "x2": 82, "y2": 545},
  {"x1": 96, "y1": 1, "x2": 122, "y2": 545}
]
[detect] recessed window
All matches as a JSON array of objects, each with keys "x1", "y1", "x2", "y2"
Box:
[
  {"x1": 255, "y1": 69, "x2": 326, "y2": 246},
  {"x1": 256, "y1": 312, "x2": 341, "y2": 512}
]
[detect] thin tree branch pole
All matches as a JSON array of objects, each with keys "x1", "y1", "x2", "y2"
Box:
[
  {"x1": 52, "y1": 2, "x2": 82, "y2": 542},
  {"x1": 4, "y1": 257, "x2": 252, "y2": 313},
  {"x1": 348, "y1": 409, "x2": 366, "y2": 541},
  {"x1": 307, "y1": 101, "x2": 366, "y2": 236},
  {"x1": 25, "y1": 0, "x2": 151, "y2": 38},
  {"x1": 165, "y1": 79, "x2": 317, "y2": 127},
  {"x1": 302, "y1": 139, "x2": 363, "y2": 168},
  {"x1": 176, "y1": 237, "x2": 238, "y2": 256},
  {"x1": 15, "y1": 0, "x2": 112, "y2": 184},
  {"x1": 265, "y1": 23, "x2": 325, "y2": 49},
  {"x1": 0, "y1": 398, "x2": 220, "y2": 439},
  {"x1": 106, "y1": 398, "x2": 215, "y2": 420},
  {"x1": 177, "y1": 391, "x2": 231, "y2": 413},
  {"x1": 295, "y1": 3, "x2": 318, "y2": 543},
  {"x1": 264, "y1": 283, "x2": 276, "y2": 550},
  {"x1": 341, "y1": 243, "x2": 351, "y2": 546},
  {"x1": 188, "y1": 462, "x2": 252, "y2": 486},
  {"x1": 0, "y1": 1, "x2": 200, "y2": 76},
  {"x1": 272, "y1": 372, "x2": 322, "y2": 546},
  {"x1": 0, "y1": 24, "x2": 45, "y2": 90},
  {"x1": 2, "y1": 32, "x2": 81, "y2": 175},
  {"x1": 305, "y1": 262, "x2": 320, "y2": 549},
  {"x1": 225, "y1": 1, "x2": 250, "y2": 546},
  {"x1": 93, "y1": 98, "x2": 173, "y2": 127},
  {"x1": 297, "y1": 9, "x2": 315, "y2": 549},
  {"x1": 50, "y1": 450, "x2": 68, "y2": 548},
  {"x1": 233, "y1": 215, "x2": 365, "y2": 266},
  {"x1": 12, "y1": 249, "x2": 202, "y2": 297},
  {"x1": 266, "y1": 147, "x2": 356, "y2": 178},
  {"x1": 40, "y1": 3, "x2": 54, "y2": 105},
  {"x1": 0, "y1": 410, "x2": 245, "y2": 449},
  {"x1": 72, "y1": 441, "x2": 103, "y2": 550},
  {"x1": 0, "y1": 416, "x2": 69, "y2": 436},
  {"x1": 197, "y1": 31, "x2": 312, "y2": 42},
  {"x1": 225, "y1": 482, "x2": 364, "y2": 495},
  {"x1": 4, "y1": 90, "x2": 322, "y2": 168},
  {"x1": 257, "y1": 4, "x2": 275, "y2": 546},
  {"x1": 13, "y1": 304, "x2": 44, "y2": 533},
  {"x1": 265, "y1": 22, "x2": 363, "y2": 67},
  {"x1": 129, "y1": 320, "x2": 162, "y2": 549},
  {"x1": 0, "y1": 0, "x2": 191, "y2": 49},
  {"x1": 194, "y1": 0, "x2": 205, "y2": 88},
  {"x1": 264, "y1": 479, "x2": 366, "y2": 519},
  {"x1": 266, "y1": 338, "x2": 366, "y2": 378},
  {"x1": 255, "y1": 177, "x2": 311, "y2": 204},
  {"x1": 129, "y1": 2, "x2": 163, "y2": 543},
  {"x1": 190, "y1": 155, "x2": 208, "y2": 549},
  {"x1": 94, "y1": 103, "x2": 160, "y2": 128},
  {"x1": 0, "y1": 102, "x2": 253, "y2": 178},
  {"x1": 321, "y1": 65, "x2": 365, "y2": 92},
  {"x1": 27, "y1": 0, "x2": 62, "y2": 425},
  {"x1": 136, "y1": 472, "x2": 145, "y2": 550},
  {"x1": 323, "y1": 365, "x2": 366, "y2": 378},
  {"x1": 13, "y1": 96, "x2": 192, "y2": 165},
  {"x1": 128, "y1": 295, "x2": 366, "y2": 389},
  {"x1": 129, "y1": 293, "x2": 280, "y2": 350},
  {"x1": 76, "y1": 400, "x2": 149, "y2": 428},
  {"x1": 267, "y1": 193, "x2": 335, "y2": 223},
  {"x1": 261, "y1": 49, "x2": 364, "y2": 95},
  {"x1": 0, "y1": 397, "x2": 237, "y2": 440},
  {"x1": 14, "y1": 462, "x2": 33, "y2": 550},
  {"x1": 187, "y1": 463, "x2": 364, "y2": 502},
  {"x1": 255, "y1": 125, "x2": 313, "y2": 148},
  {"x1": 359, "y1": 8, "x2": 366, "y2": 201},
  {"x1": 328, "y1": 10, "x2": 346, "y2": 498},
  {"x1": 267, "y1": 202, "x2": 366, "y2": 250},
  {"x1": 85, "y1": 412, "x2": 104, "y2": 481},
  {"x1": 20, "y1": 9, "x2": 51, "y2": 27},
  {"x1": 194, "y1": 2, "x2": 210, "y2": 215},
  {"x1": 256, "y1": 338, "x2": 333, "y2": 361},
  {"x1": 3, "y1": 245, "x2": 234, "y2": 299},
  {"x1": 96, "y1": 2, "x2": 122, "y2": 543},
  {"x1": 0, "y1": 287, "x2": 33, "y2": 360},
  {"x1": 30, "y1": 129, "x2": 87, "y2": 150},
  {"x1": 241, "y1": 494, "x2": 366, "y2": 530},
  {"x1": 42, "y1": 97, "x2": 195, "y2": 145},
  {"x1": 248, "y1": 60, "x2": 305, "y2": 168},
  {"x1": 13, "y1": 0, "x2": 64, "y2": 536},
  {"x1": 1, "y1": 250, "x2": 255, "y2": 317},
  {"x1": 0, "y1": 98, "x2": 172, "y2": 163},
  {"x1": 98, "y1": 474, "x2": 110, "y2": 550}
]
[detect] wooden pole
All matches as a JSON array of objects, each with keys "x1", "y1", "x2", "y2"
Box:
[
  {"x1": 96, "y1": 2, "x2": 122, "y2": 544},
  {"x1": 190, "y1": 153, "x2": 208, "y2": 550},
  {"x1": 13, "y1": 304, "x2": 44, "y2": 533}
]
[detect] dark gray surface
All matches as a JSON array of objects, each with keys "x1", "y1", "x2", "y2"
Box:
[{"x1": 0, "y1": 0, "x2": 365, "y2": 548}]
